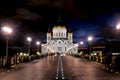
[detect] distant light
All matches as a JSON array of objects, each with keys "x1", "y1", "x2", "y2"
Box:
[
  {"x1": 116, "y1": 24, "x2": 120, "y2": 29},
  {"x1": 36, "y1": 51, "x2": 40, "y2": 55},
  {"x1": 116, "y1": 72, "x2": 118, "y2": 74},
  {"x1": 80, "y1": 41, "x2": 84, "y2": 45},
  {"x1": 75, "y1": 44, "x2": 78, "y2": 46},
  {"x1": 2, "y1": 26, "x2": 12, "y2": 34},
  {"x1": 36, "y1": 41, "x2": 40, "y2": 45},
  {"x1": 27, "y1": 37, "x2": 32, "y2": 42},
  {"x1": 88, "y1": 36, "x2": 93, "y2": 41}
]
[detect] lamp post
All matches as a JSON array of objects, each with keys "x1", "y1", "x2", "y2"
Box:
[
  {"x1": 87, "y1": 36, "x2": 93, "y2": 55},
  {"x1": 36, "y1": 41, "x2": 41, "y2": 58},
  {"x1": 2, "y1": 26, "x2": 12, "y2": 67},
  {"x1": 27, "y1": 37, "x2": 32, "y2": 54},
  {"x1": 36, "y1": 41, "x2": 40, "y2": 51},
  {"x1": 80, "y1": 41, "x2": 84, "y2": 50}
]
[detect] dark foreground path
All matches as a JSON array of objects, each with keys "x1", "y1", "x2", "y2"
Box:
[
  {"x1": 0, "y1": 55, "x2": 120, "y2": 80},
  {"x1": 62, "y1": 56, "x2": 120, "y2": 80},
  {"x1": 0, "y1": 56, "x2": 57, "y2": 80}
]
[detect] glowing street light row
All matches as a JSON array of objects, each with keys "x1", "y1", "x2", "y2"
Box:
[
  {"x1": 26, "y1": 37, "x2": 41, "y2": 54},
  {"x1": 1, "y1": 26, "x2": 41, "y2": 62},
  {"x1": 80, "y1": 36, "x2": 93, "y2": 45},
  {"x1": 27, "y1": 37, "x2": 40, "y2": 45},
  {"x1": 1, "y1": 21, "x2": 120, "y2": 54},
  {"x1": 79, "y1": 22, "x2": 120, "y2": 46}
]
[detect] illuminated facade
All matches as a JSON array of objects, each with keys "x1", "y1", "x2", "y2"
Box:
[{"x1": 41, "y1": 20, "x2": 78, "y2": 55}]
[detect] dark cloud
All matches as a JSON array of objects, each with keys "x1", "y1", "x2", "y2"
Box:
[
  {"x1": 26, "y1": 0, "x2": 50, "y2": 6},
  {"x1": 25, "y1": 0, "x2": 85, "y2": 18},
  {"x1": 15, "y1": 8, "x2": 42, "y2": 20}
]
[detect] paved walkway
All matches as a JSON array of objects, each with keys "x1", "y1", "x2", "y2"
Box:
[
  {"x1": 62, "y1": 56, "x2": 120, "y2": 80},
  {"x1": 0, "y1": 56, "x2": 57, "y2": 80},
  {"x1": 0, "y1": 55, "x2": 120, "y2": 80}
]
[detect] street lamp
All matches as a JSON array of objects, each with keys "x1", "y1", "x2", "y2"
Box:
[
  {"x1": 2, "y1": 26, "x2": 12, "y2": 67},
  {"x1": 27, "y1": 37, "x2": 32, "y2": 54},
  {"x1": 116, "y1": 22, "x2": 120, "y2": 40},
  {"x1": 80, "y1": 41, "x2": 84, "y2": 49},
  {"x1": 36, "y1": 41, "x2": 40, "y2": 50},
  {"x1": 116, "y1": 22, "x2": 120, "y2": 30},
  {"x1": 87, "y1": 36, "x2": 93, "y2": 54},
  {"x1": 36, "y1": 41, "x2": 40, "y2": 46},
  {"x1": 36, "y1": 41, "x2": 41, "y2": 55},
  {"x1": 88, "y1": 36, "x2": 93, "y2": 61},
  {"x1": 80, "y1": 41, "x2": 84, "y2": 45}
]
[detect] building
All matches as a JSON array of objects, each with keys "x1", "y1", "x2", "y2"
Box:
[{"x1": 41, "y1": 18, "x2": 78, "y2": 56}]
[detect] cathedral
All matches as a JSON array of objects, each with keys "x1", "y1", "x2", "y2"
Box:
[{"x1": 41, "y1": 18, "x2": 78, "y2": 56}]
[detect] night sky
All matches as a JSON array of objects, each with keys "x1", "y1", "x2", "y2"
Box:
[{"x1": 0, "y1": 0, "x2": 120, "y2": 51}]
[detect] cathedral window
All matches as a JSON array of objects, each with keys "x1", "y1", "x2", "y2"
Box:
[
  {"x1": 58, "y1": 47, "x2": 62, "y2": 51},
  {"x1": 48, "y1": 36, "x2": 50, "y2": 39},
  {"x1": 61, "y1": 33, "x2": 63, "y2": 36},
  {"x1": 65, "y1": 47, "x2": 66, "y2": 51},
  {"x1": 59, "y1": 33, "x2": 60, "y2": 36},
  {"x1": 56, "y1": 33, "x2": 58, "y2": 36}
]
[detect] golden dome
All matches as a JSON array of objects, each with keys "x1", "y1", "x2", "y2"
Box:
[
  {"x1": 68, "y1": 32, "x2": 72, "y2": 34},
  {"x1": 47, "y1": 32, "x2": 51, "y2": 34},
  {"x1": 53, "y1": 26, "x2": 66, "y2": 29}
]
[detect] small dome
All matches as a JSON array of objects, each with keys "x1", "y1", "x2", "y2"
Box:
[
  {"x1": 47, "y1": 32, "x2": 51, "y2": 34},
  {"x1": 68, "y1": 32, "x2": 72, "y2": 34}
]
